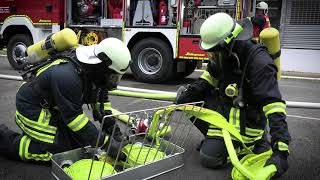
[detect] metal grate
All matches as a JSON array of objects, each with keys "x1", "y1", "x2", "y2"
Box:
[
  {"x1": 290, "y1": 0, "x2": 320, "y2": 25},
  {"x1": 52, "y1": 102, "x2": 205, "y2": 180}
]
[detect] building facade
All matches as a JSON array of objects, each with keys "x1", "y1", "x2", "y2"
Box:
[{"x1": 280, "y1": 0, "x2": 320, "y2": 74}]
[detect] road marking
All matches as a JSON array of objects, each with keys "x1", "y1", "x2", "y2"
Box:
[
  {"x1": 280, "y1": 84, "x2": 319, "y2": 89},
  {"x1": 287, "y1": 114, "x2": 320, "y2": 121},
  {"x1": 142, "y1": 99, "x2": 172, "y2": 103}
]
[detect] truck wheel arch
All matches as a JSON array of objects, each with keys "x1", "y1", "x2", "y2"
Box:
[{"x1": 1, "y1": 16, "x2": 37, "y2": 44}]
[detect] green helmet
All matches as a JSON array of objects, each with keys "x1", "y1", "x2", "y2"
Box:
[{"x1": 199, "y1": 13, "x2": 243, "y2": 51}]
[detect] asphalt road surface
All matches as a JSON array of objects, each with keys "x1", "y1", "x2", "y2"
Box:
[{"x1": 0, "y1": 56, "x2": 319, "y2": 180}]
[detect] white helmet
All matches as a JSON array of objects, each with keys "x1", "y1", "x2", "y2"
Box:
[
  {"x1": 200, "y1": 13, "x2": 252, "y2": 51},
  {"x1": 256, "y1": 1, "x2": 268, "y2": 14},
  {"x1": 76, "y1": 37, "x2": 131, "y2": 74}
]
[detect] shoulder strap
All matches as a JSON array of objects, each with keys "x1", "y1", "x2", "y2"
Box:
[{"x1": 234, "y1": 43, "x2": 264, "y2": 108}]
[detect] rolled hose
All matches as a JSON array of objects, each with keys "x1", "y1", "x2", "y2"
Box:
[{"x1": 223, "y1": 130, "x2": 277, "y2": 180}]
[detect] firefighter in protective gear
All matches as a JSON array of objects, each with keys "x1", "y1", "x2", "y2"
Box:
[
  {"x1": 175, "y1": 13, "x2": 290, "y2": 177},
  {"x1": 251, "y1": 1, "x2": 270, "y2": 39},
  {"x1": 0, "y1": 38, "x2": 131, "y2": 162}
]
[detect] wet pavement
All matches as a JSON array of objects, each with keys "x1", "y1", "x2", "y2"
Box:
[{"x1": 0, "y1": 56, "x2": 320, "y2": 180}]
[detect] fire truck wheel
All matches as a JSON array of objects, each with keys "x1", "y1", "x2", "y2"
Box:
[
  {"x1": 7, "y1": 34, "x2": 33, "y2": 70},
  {"x1": 130, "y1": 38, "x2": 174, "y2": 83}
]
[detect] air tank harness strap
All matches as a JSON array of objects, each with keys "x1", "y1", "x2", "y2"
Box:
[
  {"x1": 269, "y1": 50, "x2": 281, "y2": 60},
  {"x1": 43, "y1": 34, "x2": 55, "y2": 51},
  {"x1": 236, "y1": 44, "x2": 265, "y2": 135}
]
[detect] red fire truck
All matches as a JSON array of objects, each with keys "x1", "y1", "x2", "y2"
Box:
[{"x1": 0, "y1": 0, "x2": 253, "y2": 83}]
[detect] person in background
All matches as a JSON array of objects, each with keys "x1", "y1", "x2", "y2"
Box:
[{"x1": 251, "y1": 1, "x2": 270, "y2": 40}]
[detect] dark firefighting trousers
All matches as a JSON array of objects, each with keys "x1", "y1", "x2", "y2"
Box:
[
  {"x1": 191, "y1": 95, "x2": 269, "y2": 169},
  {"x1": 0, "y1": 121, "x2": 84, "y2": 162}
]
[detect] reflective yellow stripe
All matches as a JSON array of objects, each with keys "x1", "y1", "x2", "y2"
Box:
[
  {"x1": 207, "y1": 129, "x2": 224, "y2": 137},
  {"x1": 96, "y1": 102, "x2": 112, "y2": 111},
  {"x1": 28, "y1": 151, "x2": 52, "y2": 161},
  {"x1": 207, "y1": 128, "x2": 261, "y2": 144},
  {"x1": 245, "y1": 127, "x2": 264, "y2": 137},
  {"x1": 200, "y1": 71, "x2": 218, "y2": 87},
  {"x1": 229, "y1": 107, "x2": 240, "y2": 127},
  {"x1": 16, "y1": 111, "x2": 57, "y2": 134},
  {"x1": 241, "y1": 135, "x2": 263, "y2": 144},
  {"x1": 19, "y1": 136, "x2": 51, "y2": 161},
  {"x1": 230, "y1": 107, "x2": 264, "y2": 137},
  {"x1": 16, "y1": 116, "x2": 55, "y2": 143},
  {"x1": 67, "y1": 113, "x2": 89, "y2": 132},
  {"x1": 263, "y1": 102, "x2": 287, "y2": 117},
  {"x1": 38, "y1": 108, "x2": 51, "y2": 125},
  {"x1": 103, "y1": 135, "x2": 109, "y2": 146},
  {"x1": 36, "y1": 59, "x2": 68, "y2": 76},
  {"x1": 209, "y1": 124, "x2": 218, "y2": 129},
  {"x1": 17, "y1": 82, "x2": 27, "y2": 91},
  {"x1": 19, "y1": 136, "x2": 31, "y2": 160},
  {"x1": 278, "y1": 141, "x2": 289, "y2": 152}
]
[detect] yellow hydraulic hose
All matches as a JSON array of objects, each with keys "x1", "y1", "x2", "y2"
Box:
[{"x1": 109, "y1": 90, "x2": 177, "y2": 101}]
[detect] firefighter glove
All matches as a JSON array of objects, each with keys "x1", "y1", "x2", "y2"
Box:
[
  {"x1": 93, "y1": 109, "x2": 113, "y2": 123},
  {"x1": 264, "y1": 150, "x2": 289, "y2": 178},
  {"x1": 175, "y1": 84, "x2": 196, "y2": 104},
  {"x1": 104, "y1": 133, "x2": 129, "y2": 161}
]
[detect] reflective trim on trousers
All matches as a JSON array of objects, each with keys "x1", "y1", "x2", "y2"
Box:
[{"x1": 19, "y1": 135, "x2": 52, "y2": 161}]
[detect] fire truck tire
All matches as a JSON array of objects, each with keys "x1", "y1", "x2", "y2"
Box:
[
  {"x1": 7, "y1": 34, "x2": 33, "y2": 70},
  {"x1": 130, "y1": 38, "x2": 174, "y2": 83}
]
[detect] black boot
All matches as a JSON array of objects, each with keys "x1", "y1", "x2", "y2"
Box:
[{"x1": 0, "y1": 124, "x2": 22, "y2": 160}]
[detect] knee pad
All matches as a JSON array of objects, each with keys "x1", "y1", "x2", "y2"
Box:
[{"x1": 199, "y1": 150, "x2": 227, "y2": 169}]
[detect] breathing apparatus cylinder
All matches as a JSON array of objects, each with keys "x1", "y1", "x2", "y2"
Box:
[
  {"x1": 259, "y1": 28, "x2": 281, "y2": 80},
  {"x1": 25, "y1": 28, "x2": 78, "y2": 64}
]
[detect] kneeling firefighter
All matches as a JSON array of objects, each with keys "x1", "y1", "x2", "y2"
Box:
[
  {"x1": 0, "y1": 37, "x2": 131, "y2": 162},
  {"x1": 175, "y1": 13, "x2": 291, "y2": 177}
]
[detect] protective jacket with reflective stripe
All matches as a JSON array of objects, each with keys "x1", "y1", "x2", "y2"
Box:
[
  {"x1": 16, "y1": 59, "x2": 110, "y2": 146},
  {"x1": 178, "y1": 40, "x2": 290, "y2": 147}
]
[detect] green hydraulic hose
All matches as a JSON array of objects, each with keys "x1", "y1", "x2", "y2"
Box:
[{"x1": 109, "y1": 90, "x2": 177, "y2": 101}]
